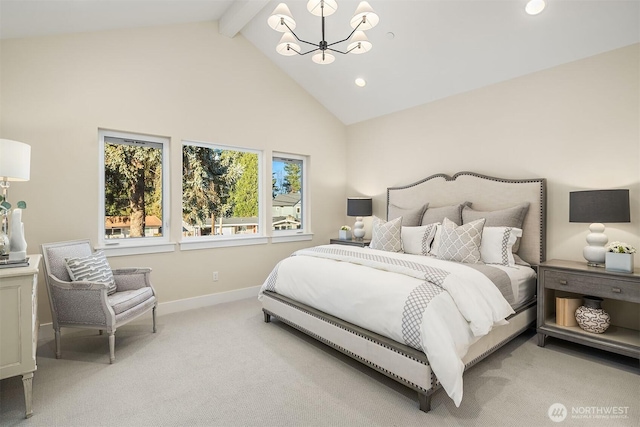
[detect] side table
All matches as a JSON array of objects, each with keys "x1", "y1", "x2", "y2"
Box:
[
  {"x1": 537, "y1": 259, "x2": 639, "y2": 358},
  {"x1": 0, "y1": 254, "x2": 41, "y2": 418},
  {"x1": 330, "y1": 238, "x2": 371, "y2": 248}
]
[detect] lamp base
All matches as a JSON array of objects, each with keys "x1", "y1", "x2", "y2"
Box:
[
  {"x1": 583, "y1": 223, "x2": 607, "y2": 266},
  {"x1": 353, "y1": 217, "x2": 365, "y2": 241}
]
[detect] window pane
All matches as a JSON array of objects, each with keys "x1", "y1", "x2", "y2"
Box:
[
  {"x1": 104, "y1": 138, "x2": 163, "y2": 239},
  {"x1": 272, "y1": 157, "x2": 303, "y2": 231},
  {"x1": 182, "y1": 145, "x2": 259, "y2": 237}
]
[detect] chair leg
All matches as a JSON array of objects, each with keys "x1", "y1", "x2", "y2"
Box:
[
  {"x1": 152, "y1": 306, "x2": 157, "y2": 333},
  {"x1": 54, "y1": 329, "x2": 61, "y2": 359},
  {"x1": 109, "y1": 332, "x2": 115, "y2": 364}
]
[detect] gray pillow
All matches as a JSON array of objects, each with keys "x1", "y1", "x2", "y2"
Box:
[
  {"x1": 388, "y1": 203, "x2": 428, "y2": 227},
  {"x1": 437, "y1": 218, "x2": 486, "y2": 264},
  {"x1": 421, "y1": 202, "x2": 470, "y2": 226},
  {"x1": 369, "y1": 216, "x2": 403, "y2": 252},
  {"x1": 462, "y1": 203, "x2": 529, "y2": 252}
]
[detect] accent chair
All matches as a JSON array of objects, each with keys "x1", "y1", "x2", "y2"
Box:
[{"x1": 41, "y1": 239, "x2": 157, "y2": 363}]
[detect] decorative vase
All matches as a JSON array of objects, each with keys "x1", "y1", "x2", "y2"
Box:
[
  {"x1": 8, "y1": 208, "x2": 27, "y2": 261},
  {"x1": 605, "y1": 252, "x2": 634, "y2": 274},
  {"x1": 339, "y1": 229, "x2": 352, "y2": 240},
  {"x1": 575, "y1": 296, "x2": 610, "y2": 334}
]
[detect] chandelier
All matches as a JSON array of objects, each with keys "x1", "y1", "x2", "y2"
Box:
[{"x1": 268, "y1": 1, "x2": 380, "y2": 65}]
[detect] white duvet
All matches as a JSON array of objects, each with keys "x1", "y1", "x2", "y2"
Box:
[{"x1": 258, "y1": 245, "x2": 516, "y2": 406}]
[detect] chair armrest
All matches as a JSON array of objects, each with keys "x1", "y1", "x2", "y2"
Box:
[
  {"x1": 47, "y1": 273, "x2": 110, "y2": 292},
  {"x1": 112, "y1": 268, "x2": 154, "y2": 292},
  {"x1": 46, "y1": 274, "x2": 113, "y2": 327}
]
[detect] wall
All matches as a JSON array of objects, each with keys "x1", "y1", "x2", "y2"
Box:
[
  {"x1": 346, "y1": 44, "x2": 640, "y2": 267},
  {"x1": 0, "y1": 22, "x2": 347, "y2": 324}
]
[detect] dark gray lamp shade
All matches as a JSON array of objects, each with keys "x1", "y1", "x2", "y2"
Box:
[
  {"x1": 569, "y1": 189, "x2": 630, "y2": 223},
  {"x1": 347, "y1": 197, "x2": 372, "y2": 217}
]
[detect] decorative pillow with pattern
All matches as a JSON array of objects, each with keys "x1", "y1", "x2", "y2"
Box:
[
  {"x1": 369, "y1": 216, "x2": 403, "y2": 252},
  {"x1": 401, "y1": 223, "x2": 439, "y2": 256},
  {"x1": 437, "y1": 217, "x2": 485, "y2": 263},
  {"x1": 480, "y1": 227, "x2": 523, "y2": 266},
  {"x1": 388, "y1": 203, "x2": 428, "y2": 227},
  {"x1": 65, "y1": 251, "x2": 117, "y2": 295}
]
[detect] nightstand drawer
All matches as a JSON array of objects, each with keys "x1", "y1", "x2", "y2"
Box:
[{"x1": 544, "y1": 269, "x2": 640, "y2": 302}]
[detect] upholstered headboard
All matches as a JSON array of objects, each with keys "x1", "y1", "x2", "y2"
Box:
[{"x1": 387, "y1": 172, "x2": 547, "y2": 265}]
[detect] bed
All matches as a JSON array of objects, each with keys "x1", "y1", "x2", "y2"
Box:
[{"x1": 259, "y1": 171, "x2": 546, "y2": 412}]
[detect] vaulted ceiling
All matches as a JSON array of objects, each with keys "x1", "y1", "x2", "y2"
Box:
[{"x1": 1, "y1": 0, "x2": 638, "y2": 124}]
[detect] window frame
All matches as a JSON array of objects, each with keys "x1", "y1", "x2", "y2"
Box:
[
  {"x1": 97, "y1": 129, "x2": 174, "y2": 257},
  {"x1": 180, "y1": 140, "x2": 267, "y2": 251},
  {"x1": 271, "y1": 152, "x2": 312, "y2": 243}
]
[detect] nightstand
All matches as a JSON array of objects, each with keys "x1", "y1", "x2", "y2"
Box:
[
  {"x1": 537, "y1": 259, "x2": 640, "y2": 358},
  {"x1": 330, "y1": 238, "x2": 371, "y2": 248}
]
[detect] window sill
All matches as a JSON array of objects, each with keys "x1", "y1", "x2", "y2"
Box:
[
  {"x1": 180, "y1": 235, "x2": 269, "y2": 251},
  {"x1": 96, "y1": 241, "x2": 176, "y2": 257},
  {"x1": 271, "y1": 232, "x2": 314, "y2": 244}
]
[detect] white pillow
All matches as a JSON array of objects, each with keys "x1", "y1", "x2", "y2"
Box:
[
  {"x1": 369, "y1": 216, "x2": 402, "y2": 252},
  {"x1": 401, "y1": 223, "x2": 439, "y2": 256},
  {"x1": 436, "y1": 218, "x2": 485, "y2": 264},
  {"x1": 480, "y1": 227, "x2": 523, "y2": 266}
]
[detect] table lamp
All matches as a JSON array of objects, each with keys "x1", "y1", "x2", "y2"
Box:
[
  {"x1": 569, "y1": 189, "x2": 630, "y2": 266},
  {"x1": 347, "y1": 197, "x2": 372, "y2": 241},
  {"x1": 0, "y1": 139, "x2": 31, "y2": 257}
]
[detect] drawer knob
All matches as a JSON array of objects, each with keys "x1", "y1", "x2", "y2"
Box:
[
  {"x1": 612, "y1": 287, "x2": 621, "y2": 293},
  {"x1": 559, "y1": 280, "x2": 568, "y2": 285}
]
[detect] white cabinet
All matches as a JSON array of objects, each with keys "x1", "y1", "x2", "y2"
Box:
[{"x1": 0, "y1": 254, "x2": 41, "y2": 418}]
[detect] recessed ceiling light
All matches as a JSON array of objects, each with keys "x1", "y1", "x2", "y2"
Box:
[
  {"x1": 525, "y1": 0, "x2": 545, "y2": 15},
  {"x1": 386, "y1": 32, "x2": 395, "y2": 40},
  {"x1": 355, "y1": 78, "x2": 366, "y2": 87}
]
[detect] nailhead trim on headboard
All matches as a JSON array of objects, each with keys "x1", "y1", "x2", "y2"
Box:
[{"x1": 386, "y1": 171, "x2": 547, "y2": 264}]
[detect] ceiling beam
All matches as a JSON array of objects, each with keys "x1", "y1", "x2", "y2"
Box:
[{"x1": 219, "y1": 0, "x2": 270, "y2": 38}]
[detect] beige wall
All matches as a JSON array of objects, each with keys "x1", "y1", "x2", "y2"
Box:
[
  {"x1": 0, "y1": 22, "x2": 347, "y2": 324},
  {"x1": 347, "y1": 44, "x2": 640, "y2": 267},
  {"x1": 2, "y1": 22, "x2": 637, "y2": 325}
]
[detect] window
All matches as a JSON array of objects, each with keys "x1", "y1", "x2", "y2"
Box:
[
  {"x1": 272, "y1": 154, "x2": 309, "y2": 239},
  {"x1": 181, "y1": 141, "x2": 264, "y2": 248},
  {"x1": 98, "y1": 130, "x2": 172, "y2": 254}
]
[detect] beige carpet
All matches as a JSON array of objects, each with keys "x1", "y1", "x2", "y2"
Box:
[{"x1": 1, "y1": 297, "x2": 638, "y2": 426}]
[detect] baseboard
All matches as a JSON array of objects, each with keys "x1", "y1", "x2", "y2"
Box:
[
  {"x1": 159, "y1": 285, "x2": 261, "y2": 315},
  {"x1": 38, "y1": 285, "x2": 261, "y2": 342}
]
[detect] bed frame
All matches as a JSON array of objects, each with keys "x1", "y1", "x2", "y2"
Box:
[{"x1": 262, "y1": 172, "x2": 547, "y2": 412}]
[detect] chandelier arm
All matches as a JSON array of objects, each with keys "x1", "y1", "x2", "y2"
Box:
[
  {"x1": 325, "y1": 19, "x2": 363, "y2": 48},
  {"x1": 283, "y1": 22, "x2": 321, "y2": 48},
  {"x1": 298, "y1": 48, "x2": 320, "y2": 56},
  {"x1": 326, "y1": 46, "x2": 353, "y2": 55}
]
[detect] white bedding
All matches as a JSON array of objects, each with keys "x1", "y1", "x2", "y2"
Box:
[{"x1": 258, "y1": 244, "x2": 520, "y2": 406}]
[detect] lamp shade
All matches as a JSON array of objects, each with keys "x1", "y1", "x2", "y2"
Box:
[
  {"x1": 268, "y1": 3, "x2": 296, "y2": 32},
  {"x1": 276, "y1": 32, "x2": 301, "y2": 56},
  {"x1": 348, "y1": 31, "x2": 372, "y2": 54},
  {"x1": 347, "y1": 197, "x2": 372, "y2": 217},
  {"x1": 350, "y1": 1, "x2": 379, "y2": 30},
  {"x1": 307, "y1": 0, "x2": 338, "y2": 17},
  {"x1": 312, "y1": 51, "x2": 335, "y2": 64},
  {"x1": 0, "y1": 139, "x2": 31, "y2": 181},
  {"x1": 569, "y1": 190, "x2": 630, "y2": 223}
]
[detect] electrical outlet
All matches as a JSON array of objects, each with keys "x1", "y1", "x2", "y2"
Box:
[{"x1": 212, "y1": 271, "x2": 219, "y2": 282}]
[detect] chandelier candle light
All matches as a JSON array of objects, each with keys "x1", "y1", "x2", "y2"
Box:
[{"x1": 268, "y1": 0, "x2": 379, "y2": 64}]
